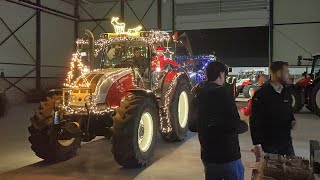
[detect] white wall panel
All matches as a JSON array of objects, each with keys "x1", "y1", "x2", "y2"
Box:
[{"x1": 273, "y1": 0, "x2": 320, "y2": 65}]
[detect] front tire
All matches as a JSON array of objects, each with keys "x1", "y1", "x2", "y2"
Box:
[
  {"x1": 160, "y1": 77, "x2": 191, "y2": 142},
  {"x1": 111, "y1": 93, "x2": 159, "y2": 168},
  {"x1": 310, "y1": 82, "x2": 320, "y2": 117},
  {"x1": 29, "y1": 95, "x2": 81, "y2": 162}
]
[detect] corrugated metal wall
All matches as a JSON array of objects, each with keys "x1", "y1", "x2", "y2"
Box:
[
  {"x1": 175, "y1": 0, "x2": 269, "y2": 30},
  {"x1": 0, "y1": 1, "x2": 74, "y2": 103}
]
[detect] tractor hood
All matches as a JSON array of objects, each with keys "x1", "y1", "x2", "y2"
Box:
[{"x1": 72, "y1": 68, "x2": 135, "y2": 106}]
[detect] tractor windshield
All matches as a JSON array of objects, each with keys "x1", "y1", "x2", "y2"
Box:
[{"x1": 103, "y1": 40, "x2": 150, "y2": 68}]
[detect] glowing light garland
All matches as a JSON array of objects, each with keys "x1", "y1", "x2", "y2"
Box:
[
  {"x1": 64, "y1": 52, "x2": 90, "y2": 88},
  {"x1": 160, "y1": 73, "x2": 181, "y2": 133}
]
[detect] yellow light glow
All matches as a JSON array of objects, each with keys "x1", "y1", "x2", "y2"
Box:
[
  {"x1": 111, "y1": 17, "x2": 142, "y2": 36},
  {"x1": 111, "y1": 17, "x2": 125, "y2": 34},
  {"x1": 128, "y1": 25, "x2": 142, "y2": 34}
]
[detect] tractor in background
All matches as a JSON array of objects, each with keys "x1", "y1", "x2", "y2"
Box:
[
  {"x1": 235, "y1": 69, "x2": 267, "y2": 98},
  {"x1": 28, "y1": 18, "x2": 192, "y2": 168},
  {"x1": 291, "y1": 54, "x2": 320, "y2": 117}
]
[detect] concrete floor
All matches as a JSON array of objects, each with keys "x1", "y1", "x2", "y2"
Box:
[{"x1": 0, "y1": 102, "x2": 319, "y2": 180}]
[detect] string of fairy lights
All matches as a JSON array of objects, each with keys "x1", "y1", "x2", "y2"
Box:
[
  {"x1": 160, "y1": 72, "x2": 181, "y2": 133},
  {"x1": 64, "y1": 52, "x2": 90, "y2": 88}
]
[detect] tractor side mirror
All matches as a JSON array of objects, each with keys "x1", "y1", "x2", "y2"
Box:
[{"x1": 298, "y1": 56, "x2": 302, "y2": 66}]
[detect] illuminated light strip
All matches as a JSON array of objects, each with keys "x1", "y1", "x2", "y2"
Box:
[
  {"x1": 64, "y1": 52, "x2": 90, "y2": 88},
  {"x1": 160, "y1": 72, "x2": 181, "y2": 133}
]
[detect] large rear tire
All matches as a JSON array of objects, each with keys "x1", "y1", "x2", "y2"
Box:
[
  {"x1": 29, "y1": 95, "x2": 81, "y2": 161},
  {"x1": 291, "y1": 88, "x2": 304, "y2": 113},
  {"x1": 310, "y1": 82, "x2": 320, "y2": 117},
  {"x1": 111, "y1": 93, "x2": 159, "y2": 168},
  {"x1": 160, "y1": 77, "x2": 191, "y2": 142}
]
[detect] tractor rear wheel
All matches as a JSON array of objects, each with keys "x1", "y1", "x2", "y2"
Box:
[
  {"x1": 291, "y1": 88, "x2": 304, "y2": 113},
  {"x1": 111, "y1": 93, "x2": 159, "y2": 168},
  {"x1": 29, "y1": 95, "x2": 81, "y2": 161},
  {"x1": 160, "y1": 77, "x2": 191, "y2": 142},
  {"x1": 310, "y1": 82, "x2": 320, "y2": 117}
]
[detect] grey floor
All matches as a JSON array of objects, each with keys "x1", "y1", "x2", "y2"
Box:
[{"x1": 0, "y1": 102, "x2": 319, "y2": 180}]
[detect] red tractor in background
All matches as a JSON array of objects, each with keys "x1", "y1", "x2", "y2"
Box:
[
  {"x1": 28, "y1": 18, "x2": 192, "y2": 168},
  {"x1": 235, "y1": 69, "x2": 267, "y2": 98},
  {"x1": 291, "y1": 54, "x2": 320, "y2": 117}
]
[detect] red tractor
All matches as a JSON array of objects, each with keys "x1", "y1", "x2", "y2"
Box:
[
  {"x1": 28, "y1": 19, "x2": 191, "y2": 168},
  {"x1": 291, "y1": 54, "x2": 320, "y2": 117}
]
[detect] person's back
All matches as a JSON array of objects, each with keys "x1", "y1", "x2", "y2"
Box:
[
  {"x1": 196, "y1": 81, "x2": 241, "y2": 163},
  {"x1": 189, "y1": 61, "x2": 244, "y2": 180}
]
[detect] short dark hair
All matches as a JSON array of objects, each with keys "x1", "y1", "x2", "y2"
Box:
[
  {"x1": 206, "y1": 61, "x2": 227, "y2": 81},
  {"x1": 269, "y1": 61, "x2": 288, "y2": 75}
]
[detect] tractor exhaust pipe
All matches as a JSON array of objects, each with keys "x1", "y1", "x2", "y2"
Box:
[{"x1": 85, "y1": 29, "x2": 94, "y2": 71}]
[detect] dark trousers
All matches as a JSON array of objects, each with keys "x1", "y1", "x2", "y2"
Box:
[
  {"x1": 262, "y1": 143, "x2": 295, "y2": 156},
  {"x1": 202, "y1": 159, "x2": 244, "y2": 180}
]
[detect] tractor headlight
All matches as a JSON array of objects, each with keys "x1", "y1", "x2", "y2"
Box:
[
  {"x1": 84, "y1": 95, "x2": 91, "y2": 103},
  {"x1": 70, "y1": 95, "x2": 76, "y2": 102}
]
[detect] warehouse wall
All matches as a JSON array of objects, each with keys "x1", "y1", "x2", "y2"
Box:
[
  {"x1": 175, "y1": 0, "x2": 269, "y2": 30},
  {"x1": 273, "y1": 0, "x2": 320, "y2": 65},
  {"x1": 0, "y1": 1, "x2": 75, "y2": 103}
]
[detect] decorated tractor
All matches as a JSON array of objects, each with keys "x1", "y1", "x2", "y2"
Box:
[
  {"x1": 176, "y1": 54, "x2": 217, "y2": 86},
  {"x1": 235, "y1": 69, "x2": 267, "y2": 98},
  {"x1": 291, "y1": 54, "x2": 320, "y2": 117},
  {"x1": 28, "y1": 18, "x2": 191, "y2": 168}
]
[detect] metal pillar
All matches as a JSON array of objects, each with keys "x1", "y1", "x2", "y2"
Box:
[
  {"x1": 120, "y1": 0, "x2": 125, "y2": 21},
  {"x1": 172, "y1": 0, "x2": 175, "y2": 33},
  {"x1": 36, "y1": 0, "x2": 41, "y2": 90},
  {"x1": 157, "y1": 0, "x2": 162, "y2": 30},
  {"x1": 268, "y1": 0, "x2": 274, "y2": 65},
  {"x1": 74, "y1": 0, "x2": 79, "y2": 50}
]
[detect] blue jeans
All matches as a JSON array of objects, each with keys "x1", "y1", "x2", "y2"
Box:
[{"x1": 203, "y1": 159, "x2": 244, "y2": 180}]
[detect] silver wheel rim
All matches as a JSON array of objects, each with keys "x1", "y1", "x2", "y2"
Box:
[
  {"x1": 316, "y1": 89, "x2": 320, "y2": 109},
  {"x1": 292, "y1": 94, "x2": 296, "y2": 107},
  {"x1": 138, "y1": 112, "x2": 153, "y2": 152},
  {"x1": 58, "y1": 138, "x2": 75, "y2": 146},
  {"x1": 178, "y1": 91, "x2": 189, "y2": 128}
]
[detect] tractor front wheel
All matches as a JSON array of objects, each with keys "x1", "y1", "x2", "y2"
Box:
[
  {"x1": 310, "y1": 82, "x2": 320, "y2": 117},
  {"x1": 111, "y1": 93, "x2": 159, "y2": 168},
  {"x1": 29, "y1": 95, "x2": 81, "y2": 162}
]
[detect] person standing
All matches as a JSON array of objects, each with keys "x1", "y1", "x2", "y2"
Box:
[
  {"x1": 189, "y1": 61, "x2": 244, "y2": 180},
  {"x1": 250, "y1": 61, "x2": 296, "y2": 161}
]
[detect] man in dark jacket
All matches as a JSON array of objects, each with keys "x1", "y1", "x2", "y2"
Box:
[
  {"x1": 250, "y1": 61, "x2": 296, "y2": 160},
  {"x1": 189, "y1": 61, "x2": 244, "y2": 180}
]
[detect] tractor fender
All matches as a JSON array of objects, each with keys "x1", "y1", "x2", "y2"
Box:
[
  {"x1": 127, "y1": 89, "x2": 159, "y2": 108},
  {"x1": 160, "y1": 71, "x2": 191, "y2": 106}
]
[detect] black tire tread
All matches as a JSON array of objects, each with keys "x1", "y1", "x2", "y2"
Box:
[
  {"x1": 29, "y1": 95, "x2": 81, "y2": 162},
  {"x1": 111, "y1": 94, "x2": 159, "y2": 168}
]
